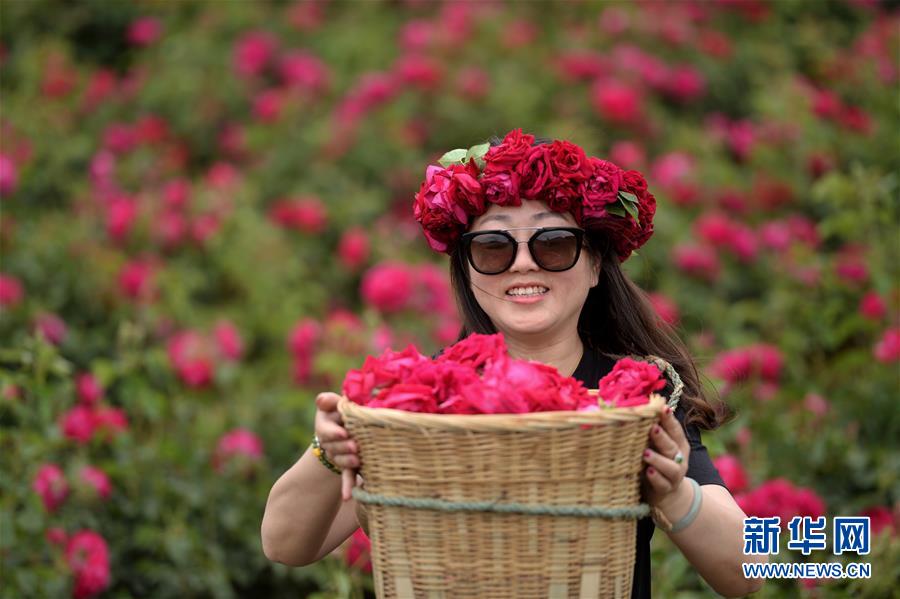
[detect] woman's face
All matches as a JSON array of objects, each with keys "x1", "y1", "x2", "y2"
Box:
[{"x1": 466, "y1": 200, "x2": 600, "y2": 343}]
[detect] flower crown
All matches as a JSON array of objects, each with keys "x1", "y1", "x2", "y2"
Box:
[{"x1": 412, "y1": 128, "x2": 657, "y2": 262}]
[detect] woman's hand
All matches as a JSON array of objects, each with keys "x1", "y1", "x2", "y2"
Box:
[
  {"x1": 641, "y1": 405, "x2": 691, "y2": 509},
  {"x1": 314, "y1": 392, "x2": 359, "y2": 501}
]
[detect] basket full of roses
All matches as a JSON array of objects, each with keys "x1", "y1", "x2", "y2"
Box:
[{"x1": 338, "y1": 333, "x2": 675, "y2": 599}]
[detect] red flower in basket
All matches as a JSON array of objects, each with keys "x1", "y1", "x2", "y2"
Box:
[
  {"x1": 596, "y1": 357, "x2": 667, "y2": 407},
  {"x1": 342, "y1": 333, "x2": 666, "y2": 414}
]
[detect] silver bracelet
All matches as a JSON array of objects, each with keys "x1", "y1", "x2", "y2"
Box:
[{"x1": 669, "y1": 477, "x2": 702, "y2": 533}]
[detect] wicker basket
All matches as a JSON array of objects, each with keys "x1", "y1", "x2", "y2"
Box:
[{"x1": 338, "y1": 390, "x2": 667, "y2": 599}]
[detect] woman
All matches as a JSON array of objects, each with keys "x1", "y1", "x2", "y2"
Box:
[{"x1": 261, "y1": 130, "x2": 766, "y2": 597}]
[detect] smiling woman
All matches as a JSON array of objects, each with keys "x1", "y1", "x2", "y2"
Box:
[
  {"x1": 461, "y1": 201, "x2": 596, "y2": 378},
  {"x1": 262, "y1": 129, "x2": 766, "y2": 598}
]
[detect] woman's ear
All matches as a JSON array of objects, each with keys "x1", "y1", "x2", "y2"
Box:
[{"x1": 590, "y1": 253, "x2": 601, "y2": 288}]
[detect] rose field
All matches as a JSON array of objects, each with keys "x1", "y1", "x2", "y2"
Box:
[{"x1": 0, "y1": 0, "x2": 898, "y2": 597}]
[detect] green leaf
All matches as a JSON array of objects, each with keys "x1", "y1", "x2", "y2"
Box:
[
  {"x1": 621, "y1": 198, "x2": 640, "y2": 223},
  {"x1": 465, "y1": 142, "x2": 490, "y2": 164},
  {"x1": 606, "y1": 204, "x2": 628, "y2": 218},
  {"x1": 618, "y1": 191, "x2": 639, "y2": 204},
  {"x1": 438, "y1": 149, "x2": 467, "y2": 168}
]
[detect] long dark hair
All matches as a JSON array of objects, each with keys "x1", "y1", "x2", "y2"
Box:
[{"x1": 447, "y1": 134, "x2": 730, "y2": 430}]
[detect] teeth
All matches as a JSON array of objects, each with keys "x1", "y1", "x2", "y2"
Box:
[{"x1": 506, "y1": 286, "x2": 549, "y2": 296}]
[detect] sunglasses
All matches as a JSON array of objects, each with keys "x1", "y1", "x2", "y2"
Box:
[{"x1": 460, "y1": 226, "x2": 585, "y2": 275}]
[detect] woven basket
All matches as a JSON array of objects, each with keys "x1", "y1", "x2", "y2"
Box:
[{"x1": 338, "y1": 388, "x2": 668, "y2": 599}]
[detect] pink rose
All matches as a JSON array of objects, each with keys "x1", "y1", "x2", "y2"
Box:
[
  {"x1": 859, "y1": 292, "x2": 886, "y2": 321},
  {"x1": 106, "y1": 197, "x2": 138, "y2": 242},
  {"x1": 596, "y1": 357, "x2": 666, "y2": 407},
  {"x1": 860, "y1": 506, "x2": 896, "y2": 537},
  {"x1": 608, "y1": 141, "x2": 645, "y2": 169},
  {"x1": 874, "y1": 327, "x2": 900, "y2": 363},
  {"x1": 736, "y1": 478, "x2": 825, "y2": 525},
  {"x1": 214, "y1": 428, "x2": 264, "y2": 472},
  {"x1": 60, "y1": 405, "x2": 96, "y2": 443},
  {"x1": 33, "y1": 464, "x2": 69, "y2": 512},
  {"x1": 213, "y1": 320, "x2": 243, "y2": 361},
  {"x1": 278, "y1": 50, "x2": 330, "y2": 95},
  {"x1": 0, "y1": 153, "x2": 17, "y2": 196},
  {"x1": 360, "y1": 262, "x2": 415, "y2": 313},
  {"x1": 712, "y1": 454, "x2": 748, "y2": 494},
  {"x1": 287, "y1": 318, "x2": 321, "y2": 356},
  {"x1": 46, "y1": 527, "x2": 68, "y2": 547},
  {"x1": 127, "y1": 17, "x2": 163, "y2": 47},
  {"x1": 591, "y1": 79, "x2": 643, "y2": 124},
  {"x1": 672, "y1": 244, "x2": 720, "y2": 282},
  {"x1": 456, "y1": 66, "x2": 490, "y2": 100},
  {"x1": 648, "y1": 292, "x2": 680, "y2": 326},
  {"x1": 0, "y1": 273, "x2": 24, "y2": 307},
  {"x1": 749, "y1": 344, "x2": 784, "y2": 381},
  {"x1": 65, "y1": 530, "x2": 110, "y2": 599},
  {"x1": 413, "y1": 165, "x2": 470, "y2": 252},
  {"x1": 76, "y1": 373, "x2": 103, "y2": 406},
  {"x1": 345, "y1": 528, "x2": 372, "y2": 573},
  {"x1": 393, "y1": 55, "x2": 443, "y2": 91},
  {"x1": 36, "y1": 312, "x2": 67, "y2": 345},
  {"x1": 412, "y1": 263, "x2": 453, "y2": 315},
  {"x1": 338, "y1": 227, "x2": 370, "y2": 270},
  {"x1": 268, "y1": 197, "x2": 328, "y2": 233},
  {"x1": 93, "y1": 407, "x2": 129, "y2": 439},
  {"x1": 233, "y1": 31, "x2": 277, "y2": 78},
  {"x1": 78, "y1": 466, "x2": 112, "y2": 500},
  {"x1": 167, "y1": 331, "x2": 215, "y2": 388},
  {"x1": 118, "y1": 259, "x2": 157, "y2": 301}
]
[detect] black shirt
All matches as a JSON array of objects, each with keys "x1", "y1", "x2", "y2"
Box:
[{"x1": 570, "y1": 345, "x2": 726, "y2": 599}]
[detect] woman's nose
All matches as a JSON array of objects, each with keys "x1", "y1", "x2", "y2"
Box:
[{"x1": 509, "y1": 240, "x2": 540, "y2": 273}]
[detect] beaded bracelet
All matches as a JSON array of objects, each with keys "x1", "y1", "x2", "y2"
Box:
[{"x1": 311, "y1": 435, "x2": 342, "y2": 475}]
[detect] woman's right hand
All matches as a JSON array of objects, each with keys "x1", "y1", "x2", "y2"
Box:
[{"x1": 314, "y1": 392, "x2": 359, "y2": 501}]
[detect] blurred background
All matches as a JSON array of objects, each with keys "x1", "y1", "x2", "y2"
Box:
[{"x1": 1, "y1": 0, "x2": 898, "y2": 597}]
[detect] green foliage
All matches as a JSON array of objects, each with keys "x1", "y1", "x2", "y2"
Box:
[{"x1": 1, "y1": 0, "x2": 897, "y2": 597}]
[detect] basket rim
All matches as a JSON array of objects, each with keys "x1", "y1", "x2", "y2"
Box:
[{"x1": 337, "y1": 393, "x2": 664, "y2": 432}]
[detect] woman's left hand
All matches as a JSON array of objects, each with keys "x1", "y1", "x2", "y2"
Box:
[{"x1": 641, "y1": 405, "x2": 691, "y2": 508}]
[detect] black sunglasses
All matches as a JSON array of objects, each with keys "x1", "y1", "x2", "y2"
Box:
[{"x1": 460, "y1": 226, "x2": 585, "y2": 275}]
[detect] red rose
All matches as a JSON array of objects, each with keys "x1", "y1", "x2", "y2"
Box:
[
  {"x1": 65, "y1": 530, "x2": 111, "y2": 599},
  {"x1": 712, "y1": 454, "x2": 748, "y2": 494},
  {"x1": 515, "y1": 144, "x2": 554, "y2": 200},
  {"x1": 342, "y1": 345, "x2": 430, "y2": 405},
  {"x1": 543, "y1": 183, "x2": 577, "y2": 215},
  {"x1": 484, "y1": 128, "x2": 535, "y2": 170},
  {"x1": 360, "y1": 261, "x2": 415, "y2": 313},
  {"x1": 597, "y1": 357, "x2": 666, "y2": 407},
  {"x1": 481, "y1": 168, "x2": 521, "y2": 208},
  {"x1": 549, "y1": 140, "x2": 593, "y2": 185},
  {"x1": 621, "y1": 169, "x2": 648, "y2": 195},
  {"x1": 580, "y1": 158, "x2": 623, "y2": 219},
  {"x1": 369, "y1": 383, "x2": 438, "y2": 412},
  {"x1": 437, "y1": 332, "x2": 507, "y2": 372},
  {"x1": 447, "y1": 162, "x2": 485, "y2": 216},
  {"x1": 413, "y1": 165, "x2": 471, "y2": 252}
]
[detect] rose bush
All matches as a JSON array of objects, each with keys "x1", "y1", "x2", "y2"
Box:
[{"x1": 1, "y1": 1, "x2": 897, "y2": 597}]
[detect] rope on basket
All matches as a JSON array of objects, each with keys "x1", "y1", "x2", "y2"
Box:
[{"x1": 352, "y1": 488, "x2": 650, "y2": 520}]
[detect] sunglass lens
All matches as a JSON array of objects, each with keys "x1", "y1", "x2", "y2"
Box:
[
  {"x1": 469, "y1": 233, "x2": 514, "y2": 273},
  {"x1": 533, "y1": 229, "x2": 579, "y2": 270}
]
